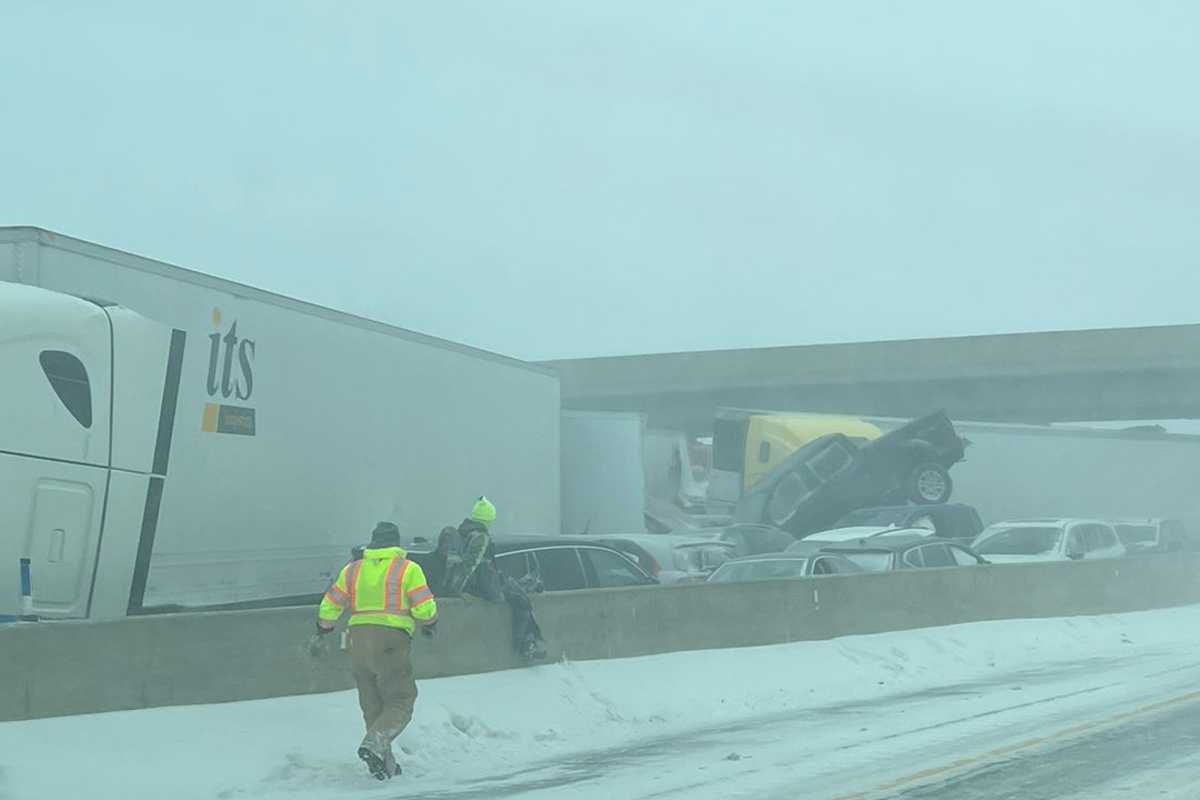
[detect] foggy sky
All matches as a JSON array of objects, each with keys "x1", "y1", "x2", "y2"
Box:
[{"x1": 2, "y1": 2, "x2": 1197, "y2": 359}]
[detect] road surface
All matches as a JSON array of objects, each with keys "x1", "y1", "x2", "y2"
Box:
[
  {"x1": 7, "y1": 608, "x2": 1200, "y2": 800},
  {"x1": 406, "y1": 649, "x2": 1200, "y2": 800}
]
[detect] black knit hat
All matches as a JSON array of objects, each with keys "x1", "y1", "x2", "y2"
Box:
[{"x1": 370, "y1": 521, "x2": 401, "y2": 547}]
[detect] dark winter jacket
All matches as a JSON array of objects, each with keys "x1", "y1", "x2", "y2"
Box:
[
  {"x1": 457, "y1": 518, "x2": 497, "y2": 561},
  {"x1": 427, "y1": 519, "x2": 502, "y2": 600}
]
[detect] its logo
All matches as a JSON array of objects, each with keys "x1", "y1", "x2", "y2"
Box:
[{"x1": 201, "y1": 308, "x2": 257, "y2": 436}]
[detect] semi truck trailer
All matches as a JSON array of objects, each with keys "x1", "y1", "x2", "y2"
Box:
[{"x1": 1, "y1": 227, "x2": 560, "y2": 620}]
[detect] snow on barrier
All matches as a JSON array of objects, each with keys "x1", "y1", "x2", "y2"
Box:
[{"x1": 2, "y1": 554, "x2": 1199, "y2": 721}]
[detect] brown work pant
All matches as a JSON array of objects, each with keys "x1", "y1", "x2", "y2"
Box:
[{"x1": 349, "y1": 625, "x2": 418, "y2": 755}]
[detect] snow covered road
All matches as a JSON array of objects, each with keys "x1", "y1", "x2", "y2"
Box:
[
  {"x1": 875, "y1": 693, "x2": 1200, "y2": 799},
  {"x1": 416, "y1": 645, "x2": 1200, "y2": 800},
  {"x1": 5, "y1": 606, "x2": 1200, "y2": 800}
]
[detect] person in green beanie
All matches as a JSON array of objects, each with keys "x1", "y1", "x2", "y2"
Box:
[
  {"x1": 437, "y1": 496, "x2": 498, "y2": 596},
  {"x1": 428, "y1": 496, "x2": 546, "y2": 661}
]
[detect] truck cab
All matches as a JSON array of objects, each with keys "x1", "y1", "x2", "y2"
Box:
[
  {"x1": 707, "y1": 410, "x2": 882, "y2": 512},
  {"x1": 1, "y1": 283, "x2": 182, "y2": 619}
]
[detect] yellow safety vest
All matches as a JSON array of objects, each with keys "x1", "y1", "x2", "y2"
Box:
[{"x1": 318, "y1": 546, "x2": 437, "y2": 634}]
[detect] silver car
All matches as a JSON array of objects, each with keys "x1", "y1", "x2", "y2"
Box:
[
  {"x1": 707, "y1": 551, "x2": 864, "y2": 583},
  {"x1": 972, "y1": 519, "x2": 1126, "y2": 563}
]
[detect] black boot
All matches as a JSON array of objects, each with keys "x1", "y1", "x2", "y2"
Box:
[{"x1": 358, "y1": 747, "x2": 391, "y2": 781}]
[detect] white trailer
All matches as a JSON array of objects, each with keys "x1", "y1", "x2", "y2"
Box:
[
  {"x1": 560, "y1": 411, "x2": 646, "y2": 535},
  {"x1": 559, "y1": 417, "x2": 718, "y2": 535},
  {"x1": 1, "y1": 227, "x2": 560, "y2": 619},
  {"x1": 900, "y1": 419, "x2": 1200, "y2": 526}
]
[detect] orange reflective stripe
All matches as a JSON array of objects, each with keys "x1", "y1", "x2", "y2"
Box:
[
  {"x1": 383, "y1": 559, "x2": 409, "y2": 613},
  {"x1": 354, "y1": 609, "x2": 412, "y2": 617},
  {"x1": 407, "y1": 586, "x2": 433, "y2": 605},
  {"x1": 346, "y1": 560, "x2": 363, "y2": 610},
  {"x1": 324, "y1": 586, "x2": 349, "y2": 607},
  {"x1": 401, "y1": 561, "x2": 411, "y2": 610}
]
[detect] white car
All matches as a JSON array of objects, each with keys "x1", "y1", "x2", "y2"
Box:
[
  {"x1": 803, "y1": 525, "x2": 936, "y2": 543},
  {"x1": 972, "y1": 519, "x2": 1126, "y2": 563},
  {"x1": 1111, "y1": 518, "x2": 1191, "y2": 554}
]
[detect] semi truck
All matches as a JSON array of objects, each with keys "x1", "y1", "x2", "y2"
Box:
[{"x1": 1, "y1": 227, "x2": 560, "y2": 620}]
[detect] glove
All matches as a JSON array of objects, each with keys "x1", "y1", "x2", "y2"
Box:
[
  {"x1": 307, "y1": 624, "x2": 335, "y2": 657},
  {"x1": 420, "y1": 623, "x2": 437, "y2": 639}
]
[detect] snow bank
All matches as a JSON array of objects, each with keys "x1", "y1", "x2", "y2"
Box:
[{"x1": 3, "y1": 605, "x2": 1199, "y2": 800}]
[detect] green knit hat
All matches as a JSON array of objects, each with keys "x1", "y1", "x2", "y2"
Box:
[{"x1": 470, "y1": 496, "x2": 496, "y2": 524}]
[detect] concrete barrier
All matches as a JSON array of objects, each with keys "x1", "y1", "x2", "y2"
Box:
[{"x1": 3, "y1": 555, "x2": 1199, "y2": 722}]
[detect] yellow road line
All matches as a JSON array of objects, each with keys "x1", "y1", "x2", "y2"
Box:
[{"x1": 829, "y1": 689, "x2": 1200, "y2": 800}]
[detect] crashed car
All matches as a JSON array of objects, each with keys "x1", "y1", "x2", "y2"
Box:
[
  {"x1": 787, "y1": 533, "x2": 988, "y2": 571},
  {"x1": 690, "y1": 523, "x2": 797, "y2": 557},
  {"x1": 591, "y1": 534, "x2": 736, "y2": 584},
  {"x1": 734, "y1": 411, "x2": 967, "y2": 538},
  {"x1": 972, "y1": 519, "x2": 1125, "y2": 563},
  {"x1": 802, "y1": 525, "x2": 939, "y2": 544},
  {"x1": 706, "y1": 549, "x2": 864, "y2": 583},
  {"x1": 1110, "y1": 518, "x2": 1191, "y2": 555},
  {"x1": 833, "y1": 503, "x2": 984, "y2": 544}
]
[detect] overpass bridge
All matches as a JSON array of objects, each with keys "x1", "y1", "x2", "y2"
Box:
[{"x1": 542, "y1": 324, "x2": 1200, "y2": 431}]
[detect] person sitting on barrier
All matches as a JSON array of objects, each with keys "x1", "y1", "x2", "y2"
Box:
[
  {"x1": 311, "y1": 521, "x2": 438, "y2": 781},
  {"x1": 427, "y1": 496, "x2": 546, "y2": 662}
]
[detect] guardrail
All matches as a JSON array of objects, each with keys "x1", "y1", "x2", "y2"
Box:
[{"x1": 3, "y1": 555, "x2": 1198, "y2": 721}]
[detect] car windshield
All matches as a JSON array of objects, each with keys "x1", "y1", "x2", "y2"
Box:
[
  {"x1": 722, "y1": 526, "x2": 795, "y2": 555},
  {"x1": 601, "y1": 541, "x2": 658, "y2": 574},
  {"x1": 809, "y1": 441, "x2": 854, "y2": 480},
  {"x1": 835, "y1": 551, "x2": 894, "y2": 572},
  {"x1": 629, "y1": 540, "x2": 676, "y2": 567},
  {"x1": 1115, "y1": 524, "x2": 1157, "y2": 545},
  {"x1": 975, "y1": 527, "x2": 1063, "y2": 555},
  {"x1": 674, "y1": 543, "x2": 734, "y2": 572},
  {"x1": 709, "y1": 559, "x2": 808, "y2": 583}
]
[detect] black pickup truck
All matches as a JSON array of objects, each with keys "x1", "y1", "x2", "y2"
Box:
[{"x1": 734, "y1": 411, "x2": 968, "y2": 538}]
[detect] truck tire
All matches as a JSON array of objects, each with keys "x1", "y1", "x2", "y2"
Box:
[{"x1": 907, "y1": 463, "x2": 952, "y2": 504}]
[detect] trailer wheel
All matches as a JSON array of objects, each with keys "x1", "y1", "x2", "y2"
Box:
[{"x1": 907, "y1": 463, "x2": 952, "y2": 504}]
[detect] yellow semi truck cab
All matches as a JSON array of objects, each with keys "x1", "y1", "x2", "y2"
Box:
[
  {"x1": 711, "y1": 410, "x2": 882, "y2": 498},
  {"x1": 741, "y1": 414, "x2": 882, "y2": 489}
]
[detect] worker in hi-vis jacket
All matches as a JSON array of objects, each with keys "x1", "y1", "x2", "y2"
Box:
[{"x1": 314, "y1": 521, "x2": 437, "y2": 780}]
